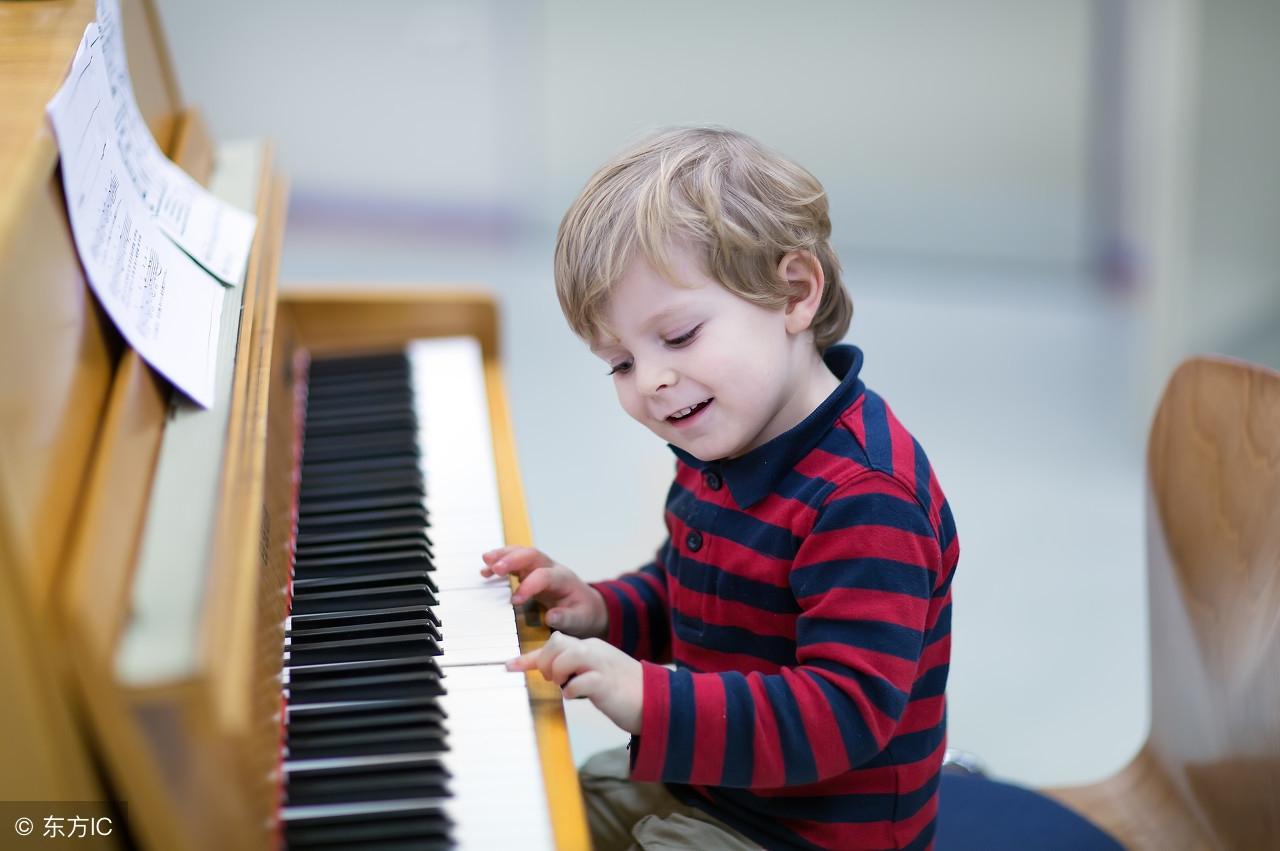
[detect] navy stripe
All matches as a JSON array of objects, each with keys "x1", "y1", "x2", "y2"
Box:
[
  {"x1": 721, "y1": 672, "x2": 755, "y2": 786},
  {"x1": 672, "y1": 610, "x2": 797, "y2": 667},
  {"x1": 862, "y1": 720, "x2": 946, "y2": 767},
  {"x1": 774, "y1": 467, "x2": 843, "y2": 508},
  {"x1": 619, "y1": 570, "x2": 669, "y2": 658},
  {"x1": 925, "y1": 602, "x2": 952, "y2": 646},
  {"x1": 910, "y1": 662, "x2": 950, "y2": 699},
  {"x1": 676, "y1": 556, "x2": 799, "y2": 613},
  {"x1": 902, "y1": 818, "x2": 937, "y2": 851},
  {"x1": 913, "y1": 438, "x2": 933, "y2": 516},
  {"x1": 938, "y1": 501, "x2": 958, "y2": 554},
  {"x1": 611, "y1": 584, "x2": 639, "y2": 656},
  {"x1": 791, "y1": 558, "x2": 933, "y2": 600},
  {"x1": 802, "y1": 669, "x2": 879, "y2": 766},
  {"x1": 669, "y1": 482, "x2": 803, "y2": 560},
  {"x1": 860, "y1": 390, "x2": 894, "y2": 473},
  {"x1": 821, "y1": 426, "x2": 872, "y2": 469},
  {"x1": 822, "y1": 491, "x2": 935, "y2": 537},
  {"x1": 665, "y1": 668, "x2": 695, "y2": 782},
  {"x1": 804, "y1": 658, "x2": 909, "y2": 719},
  {"x1": 800, "y1": 616, "x2": 925, "y2": 662},
  {"x1": 763, "y1": 676, "x2": 819, "y2": 785},
  {"x1": 897, "y1": 768, "x2": 941, "y2": 819}
]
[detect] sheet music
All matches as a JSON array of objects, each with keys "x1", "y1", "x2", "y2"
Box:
[
  {"x1": 94, "y1": 0, "x2": 256, "y2": 287},
  {"x1": 46, "y1": 24, "x2": 223, "y2": 409}
]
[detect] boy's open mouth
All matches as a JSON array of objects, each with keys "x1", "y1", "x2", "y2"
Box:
[{"x1": 667, "y1": 398, "x2": 713, "y2": 425}]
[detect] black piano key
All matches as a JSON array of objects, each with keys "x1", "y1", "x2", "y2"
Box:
[
  {"x1": 293, "y1": 536, "x2": 430, "y2": 560},
  {"x1": 287, "y1": 699, "x2": 447, "y2": 731},
  {"x1": 302, "y1": 411, "x2": 417, "y2": 437},
  {"x1": 308, "y1": 352, "x2": 410, "y2": 375},
  {"x1": 292, "y1": 568, "x2": 434, "y2": 588},
  {"x1": 287, "y1": 723, "x2": 449, "y2": 759},
  {"x1": 297, "y1": 504, "x2": 427, "y2": 528},
  {"x1": 285, "y1": 758, "x2": 450, "y2": 806},
  {"x1": 291, "y1": 545, "x2": 427, "y2": 570},
  {"x1": 289, "y1": 605, "x2": 441, "y2": 631},
  {"x1": 297, "y1": 525, "x2": 433, "y2": 549},
  {"x1": 299, "y1": 432, "x2": 414, "y2": 458},
  {"x1": 285, "y1": 634, "x2": 442, "y2": 667},
  {"x1": 284, "y1": 807, "x2": 451, "y2": 850},
  {"x1": 293, "y1": 547, "x2": 432, "y2": 575},
  {"x1": 298, "y1": 493, "x2": 426, "y2": 517},
  {"x1": 288, "y1": 616, "x2": 442, "y2": 645},
  {"x1": 290, "y1": 583, "x2": 438, "y2": 616},
  {"x1": 282, "y1": 350, "x2": 466, "y2": 849},
  {"x1": 300, "y1": 453, "x2": 420, "y2": 478},
  {"x1": 287, "y1": 671, "x2": 445, "y2": 703}
]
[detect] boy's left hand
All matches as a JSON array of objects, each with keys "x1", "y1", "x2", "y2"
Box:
[{"x1": 507, "y1": 632, "x2": 643, "y2": 735}]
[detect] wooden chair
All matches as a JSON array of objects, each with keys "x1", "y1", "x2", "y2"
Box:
[{"x1": 1046, "y1": 355, "x2": 1280, "y2": 849}]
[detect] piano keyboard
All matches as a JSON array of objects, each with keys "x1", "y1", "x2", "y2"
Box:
[{"x1": 279, "y1": 337, "x2": 554, "y2": 850}]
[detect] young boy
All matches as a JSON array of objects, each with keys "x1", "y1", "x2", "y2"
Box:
[{"x1": 482, "y1": 127, "x2": 958, "y2": 850}]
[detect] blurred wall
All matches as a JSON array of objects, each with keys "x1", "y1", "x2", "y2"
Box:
[
  {"x1": 1188, "y1": 0, "x2": 1280, "y2": 355},
  {"x1": 156, "y1": 0, "x2": 1094, "y2": 270}
]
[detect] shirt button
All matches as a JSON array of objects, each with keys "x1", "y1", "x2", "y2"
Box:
[
  {"x1": 686, "y1": 530, "x2": 703, "y2": 552},
  {"x1": 703, "y1": 471, "x2": 722, "y2": 491}
]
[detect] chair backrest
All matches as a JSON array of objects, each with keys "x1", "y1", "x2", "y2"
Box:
[{"x1": 1145, "y1": 356, "x2": 1280, "y2": 849}]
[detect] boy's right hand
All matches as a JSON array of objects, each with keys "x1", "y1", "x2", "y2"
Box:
[{"x1": 480, "y1": 546, "x2": 608, "y2": 639}]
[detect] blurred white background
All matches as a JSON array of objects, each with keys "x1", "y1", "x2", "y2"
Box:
[{"x1": 157, "y1": 0, "x2": 1280, "y2": 788}]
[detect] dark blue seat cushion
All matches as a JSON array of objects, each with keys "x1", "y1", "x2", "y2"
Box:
[{"x1": 936, "y1": 772, "x2": 1125, "y2": 851}]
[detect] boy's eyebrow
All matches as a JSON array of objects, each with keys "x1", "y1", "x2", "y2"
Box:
[{"x1": 589, "y1": 303, "x2": 700, "y2": 353}]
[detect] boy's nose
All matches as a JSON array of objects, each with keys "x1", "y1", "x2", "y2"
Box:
[{"x1": 639, "y1": 362, "x2": 679, "y2": 395}]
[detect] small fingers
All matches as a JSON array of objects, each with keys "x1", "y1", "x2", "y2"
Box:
[
  {"x1": 482, "y1": 547, "x2": 548, "y2": 579},
  {"x1": 510, "y1": 567, "x2": 554, "y2": 606},
  {"x1": 561, "y1": 670, "x2": 603, "y2": 700}
]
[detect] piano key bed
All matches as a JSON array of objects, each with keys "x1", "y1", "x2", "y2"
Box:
[{"x1": 279, "y1": 338, "x2": 554, "y2": 850}]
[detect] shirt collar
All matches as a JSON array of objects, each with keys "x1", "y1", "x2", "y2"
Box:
[{"x1": 669, "y1": 344, "x2": 866, "y2": 509}]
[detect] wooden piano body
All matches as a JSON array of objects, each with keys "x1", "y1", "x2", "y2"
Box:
[{"x1": 0, "y1": 2, "x2": 587, "y2": 847}]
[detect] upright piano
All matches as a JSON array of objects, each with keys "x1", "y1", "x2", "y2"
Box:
[{"x1": 0, "y1": 2, "x2": 588, "y2": 848}]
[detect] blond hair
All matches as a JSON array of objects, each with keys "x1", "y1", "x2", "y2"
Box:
[{"x1": 554, "y1": 126, "x2": 852, "y2": 350}]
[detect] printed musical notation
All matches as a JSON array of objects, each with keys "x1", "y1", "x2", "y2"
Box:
[{"x1": 46, "y1": 24, "x2": 224, "y2": 408}]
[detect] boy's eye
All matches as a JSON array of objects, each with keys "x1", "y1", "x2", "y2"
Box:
[
  {"x1": 664, "y1": 324, "x2": 703, "y2": 347},
  {"x1": 607, "y1": 361, "x2": 633, "y2": 376}
]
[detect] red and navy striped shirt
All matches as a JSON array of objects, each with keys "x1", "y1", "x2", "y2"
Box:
[{"x1": 592, "y1": 344, "x2": 958, "y2": 850}]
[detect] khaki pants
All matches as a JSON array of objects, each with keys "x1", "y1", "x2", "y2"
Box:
[{"x1": 580, "y1": 748, "x2": 762, "y2": 850}]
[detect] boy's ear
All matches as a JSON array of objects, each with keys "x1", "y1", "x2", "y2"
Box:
[{"x1": 778, "y1": 250, "x2": 825, "y2": 335}]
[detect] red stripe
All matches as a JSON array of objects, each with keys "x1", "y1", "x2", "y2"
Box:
[
  {"x1": 742, "y1": 489, "x2": 820, "y2": 534},
  {"x1": 613, "y1": 579, "x2": 652, "y2": 659},
  {"x1": 671, "y1": 588, "x2": 796, "y2": 638},
  {"x1": 897, "y1": 696, "x2": 947, "y2": 735},
  {"x1": 689, "y1": 674, "x2": 727, "y2": 783},
  {"x1": 747, "y1": 674, "x2": 786, "y2": 786},
  {"x1": 631, "y1": 662, "x2": 672, "y2": 782},
  {"x1": 793, "y1": 522, "x2": 936, "y2": 568},
  {"x1": 788, "y1": 670, "x2": 847, "y2": 779},
  {"x1": 695, "y1": 531, "x2": 793, "y2": 583},
  {"x1": 594, "y1": 582, "x2": 629, "y2": 649},
  {"x1": 675, "y1": 640, "x2": 786, "y2": 675},
  {"x1": 797, "y1": 587, "x2": 931, "y2": 628}
]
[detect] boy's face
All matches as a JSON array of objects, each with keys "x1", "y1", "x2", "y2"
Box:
[{"x1": 591, "y1": 241, "x2": 817, "y2": 461}]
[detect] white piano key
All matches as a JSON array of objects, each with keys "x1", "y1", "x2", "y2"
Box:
[{"x1": 408, "y1": 340, "x2": 553, "y2": 850}]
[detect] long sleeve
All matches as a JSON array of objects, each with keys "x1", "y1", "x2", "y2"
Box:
[
  {"x1": 591, "y1": 537, "x2": 674, "y2": 663},
  {"x1": 628, "y1": 473, "x2": 944, "y2": 788}
]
